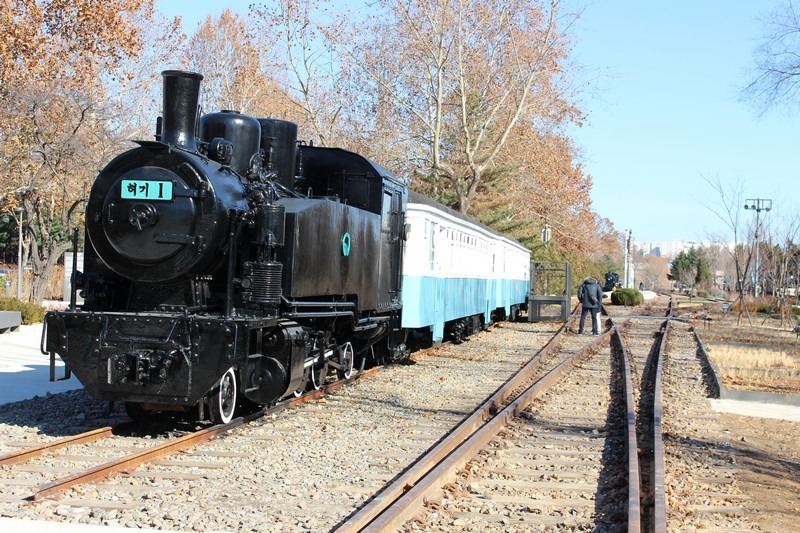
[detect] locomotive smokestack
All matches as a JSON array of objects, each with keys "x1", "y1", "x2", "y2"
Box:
[{"x1": 160, "y1": 70, "x2": 203, "y2": 152}]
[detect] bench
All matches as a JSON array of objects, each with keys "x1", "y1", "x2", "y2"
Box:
[{"x1": 0, "y1": 311, "x2": 22, "y2": 333}]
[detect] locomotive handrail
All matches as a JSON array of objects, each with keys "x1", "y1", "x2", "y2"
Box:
[
  {"x1": 282, "y1": 310, "x2": 354, "y2": 320},
  {"x1": 225, "y1": 211, "x2": 243, "y2": 317},
  {"x1": 281, "y1": 310, "x2": 390, "y2": 331},
  {"x1": 40, "y1": 316, "x2": 72, "y2": 382},
  {"x1": 69, "y1": 228, "x2": 79, "y2": 310},
  {"x1": 280, "y1": 296, "x2": 357, "y2": 309},
  {"x1": 280, "y1": 296, "x2": 391, "y2": 331}
]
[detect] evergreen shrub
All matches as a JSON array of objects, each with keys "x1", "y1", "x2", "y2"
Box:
[
  {"x1": 0, "y1": 297, "x2": 46, "y2": 324},
  {"x1": 610, "y1": 288, "x2": 644, "y2": 306}
]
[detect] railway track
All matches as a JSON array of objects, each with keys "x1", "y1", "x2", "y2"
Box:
[
  {"x1": 660, "y1": 324, "x2": 757, "y2": 530},
  {"x1": 0, "y1": 368, "x2": 379, "y2": 504},
  {"x1": 0, "y1": 321, "x2": 563, "y2": 530},
  {"x1": 613, "y1": 313, "x2": 670, "y2": 533},
  {"x1": 336, "y1": 301, "x2": 675, "y2": 532},
  {"x1": 0, "y1": 296, "x2": 755, "y2": 531}
]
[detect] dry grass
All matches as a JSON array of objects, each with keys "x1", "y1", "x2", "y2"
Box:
[
  {"x1": 706, "y1": 343, "x2": 798, "y2": 370},
  {"x1": 705, "y1": 342, "x2": 800, "y2": 394},
  {"x1": 664, "y1": 291, "x2": 800, "y2": 393}
]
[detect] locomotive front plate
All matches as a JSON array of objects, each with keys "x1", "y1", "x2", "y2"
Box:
[{"x1": 121, "y1": 179, "x2": 174, "y2": 201}]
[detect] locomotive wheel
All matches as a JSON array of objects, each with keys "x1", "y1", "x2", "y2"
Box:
[
  {"x1": 308, "y1": 361, "x2": 328, "y2": 391},
  {"x1": 452, "y1": 321, "x2": 465, "y2": 344},
  {"x1": 209, "y1": 367, "x2": 237, "y2": 424},
  {"x1": 336, "y1": 342, "x2": 355, "y2": 380}
]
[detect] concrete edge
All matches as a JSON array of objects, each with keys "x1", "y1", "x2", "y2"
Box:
[{"x1": 691, "y1": 326, "x2": 800, "y2": 407}]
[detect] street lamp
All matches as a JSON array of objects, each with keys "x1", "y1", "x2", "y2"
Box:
[
  {"x1": 744, "y1": 198, "x2": 772, "y2": 298},
  {"x1": 541, "y1": 222, "x2": 551, "y2": 243}
]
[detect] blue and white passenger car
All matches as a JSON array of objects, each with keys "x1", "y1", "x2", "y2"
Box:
[{"x1": 401, "y1": 191, "x2": 530, "y2": 343}]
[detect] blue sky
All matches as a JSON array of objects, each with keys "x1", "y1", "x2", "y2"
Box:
[{"x1": 156, "y1": 1, "x2": 799, "y2": 244}]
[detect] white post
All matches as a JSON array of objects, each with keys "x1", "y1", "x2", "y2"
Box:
[
  {"x1": 14, "y1": 208, "x2": 23, "y2": 301},
  {"x1": 622, "y1": 230, "x2": 628, "y2": 288}
]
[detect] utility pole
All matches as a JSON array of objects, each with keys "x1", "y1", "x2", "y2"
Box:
[{"x1": 744, "y1": 198, "x2": 772, "y2": 298}]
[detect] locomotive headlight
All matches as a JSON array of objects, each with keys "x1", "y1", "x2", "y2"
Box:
[{"x1": 127, "y1": 203, "x2": 159, "y2": 231}]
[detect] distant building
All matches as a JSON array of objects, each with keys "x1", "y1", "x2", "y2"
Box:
[{"x1": 637, "y1": 240, "x2": 733, "y2": 260}]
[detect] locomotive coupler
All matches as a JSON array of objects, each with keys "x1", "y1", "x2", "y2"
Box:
[{"x1": 110, "y1": 348, "x2": 181, "y2": 385}]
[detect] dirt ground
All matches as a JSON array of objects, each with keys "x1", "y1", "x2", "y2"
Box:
[
  {"x1": 675, "y1": 295, "x2": 800, "y2": 530},
  {"x1": 717, "y1": 413, "x2": 800, "y2": 531}
]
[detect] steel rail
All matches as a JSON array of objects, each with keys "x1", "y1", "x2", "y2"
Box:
[
  {"x1": 652, "y1": 319, "x2": 669, "y2": 533},
  {"x1": 338, "y1": 324, "x2": 611, "y2": 532},
  {"x1": 30, "y1": 366, "x2": 381, "y2": 502},
  {"x1": 610, "y1": 322, "x2": 642, "y2": 533},
  {"x1": 0, "y1": 423, "x2": 134, "y2": 467},
  {"x1": 32, "y1": 412, "x2": 255, "y2": 501}
]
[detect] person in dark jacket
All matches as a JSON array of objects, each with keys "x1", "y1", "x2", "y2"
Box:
[{"x1": 577, "y1": 277, "x2": 604, "y2": 335}]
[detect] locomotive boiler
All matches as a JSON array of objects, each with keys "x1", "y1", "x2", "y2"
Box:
[{"x1": 44, "y1": 71, "x2": 407, "y2": 423}]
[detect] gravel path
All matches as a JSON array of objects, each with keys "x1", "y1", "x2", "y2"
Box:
[{"x1": 662, "y1": 324, "x2": 757, "y2": 531}]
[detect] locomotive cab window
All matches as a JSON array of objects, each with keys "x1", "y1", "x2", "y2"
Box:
[{"x1": 381, "y1": 191, "x2": 393, "y2": 234}]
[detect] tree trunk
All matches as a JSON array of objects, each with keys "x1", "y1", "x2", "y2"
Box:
[{"x1": 30, "y1": 247, "x2": 68, "y2": 305}]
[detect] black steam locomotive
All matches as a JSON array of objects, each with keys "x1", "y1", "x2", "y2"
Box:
[
  {"x1": 603, "y1": 271, "x2": 620, "y2": 292},
  {"x1": 43, "y1": 71, "x2": 407, "y2": 423}
]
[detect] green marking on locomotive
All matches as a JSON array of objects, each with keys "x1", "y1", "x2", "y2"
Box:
[{"x1": 341, "y1": 232, "x2": 351, "y2": 257}]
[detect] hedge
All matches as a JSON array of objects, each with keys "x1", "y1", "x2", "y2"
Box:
[
  {"x1": 0, "y1": 297, "x2": 46, "y2": 325},
  {"x1": 610, "y1": 288, "x2": 644, "y2": 306}
]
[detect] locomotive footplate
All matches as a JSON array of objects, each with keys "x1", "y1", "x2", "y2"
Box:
[{"x1": 43, "y1": 310, "x2": 278, "y2": 405}]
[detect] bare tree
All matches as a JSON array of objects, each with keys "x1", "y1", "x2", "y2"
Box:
[
  {"x1": 0, "y1": 0, "x2": 182, "y2": 303},
  {"x1": 249, "y1": 0, "x2": 614, "y2": 264},
  {"x1": 250, "y1": 0, "x2": 352, "y2": 147},
  {"x1": 184, "y1": 10, "x2": 291, "y2": 118},
  {"x1": 759, "y1": 211, "x2": 800, "y2": 326},
  {"x1": 742, "y1": 1, "x2": 800, "y2": 114},
  {"x1": 332, "y1": 0, "x2": 581, "y2": 214},
  {"x1": 704, "y1": 176, "x2": 756, "y2": 325}
]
